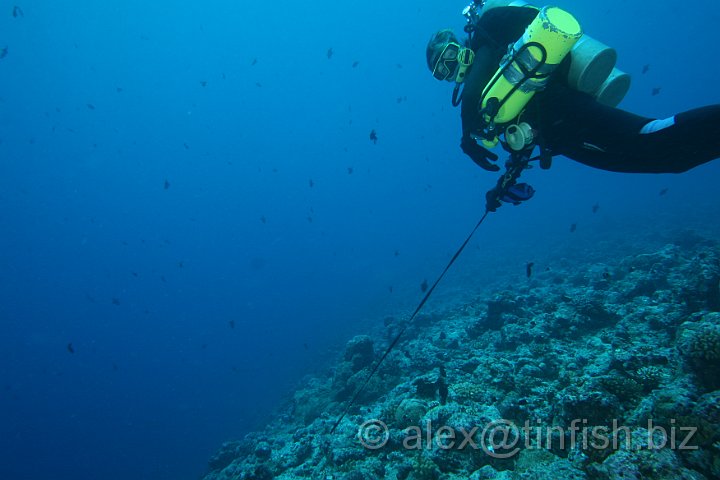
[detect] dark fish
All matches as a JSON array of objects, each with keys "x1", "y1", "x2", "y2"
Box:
[
  {"x1": 111, "y1": 297, "x2": 121, "y2": 306},
  {"x1": 326, "y1": 47, "x2": 334, "y2": 59},
  {"x1": 347, "y1": 167, "x2": 353, "y2": 174},
  {"x1": 592, "y1": 203, "x2": 599, "y2": 214},
  {"x1": 526, "y1": 262, "x2": 534, "y2": 278},
  {"x1": 0, "y1": 46, "x2": 7, "y2": 59},
  {"x1": 394, "y1": 250, "x2": 399, "y2": 257},
  {"x1": 570, "y1": 223, "x2": 577, "y2": 233},
  {"x1": 260, "y1": 216, "x2": 267, "y2": 224},
  {"x1": 67, "y1": 343, "x2": 75, "y2": 354},
  {"x1": 369, "y1": 129, "x2": 378, "y2": 144},
  {"x1": 229, "y1": 320, "x2": 235, "y2": 329},
  {"x1": 131, "y1": 271, "x2": 138, "y2": 277},
  {"x1": 13, "y1": 6, "x2": 24, "y2": 17},
  {"x1": 164, "y1": 179, "x2": 170, "y2": 190},
  {"x1": 251, "y1": 58, "x2": 257, "y2": 66},
  {"x1": 303, "y1": 343, "x2": 309, "y2": 350},
  {"x1": 420, "y1": 279, "x2": 428, "y2": 293},
  {"x1": 651, "y1": 87, "x2": 661, "y2": 96},
  {"x1": 641, "y1": 64, "x2": 650, "y2": 74},
  {"x1": 177, "y1": 261, "x2": 183, "y2": 268},
  {"x1": 309, "y1": 179, "x2": 314, "y2": 188},
  {"x1": 255, "y1": 82, "x2": 262, "y2": 88},
  {"x1": 602, "y1": 271, "x2": 611, "y2": 280},
  {"x1": 200, "y1": 80, "x2": 207, "y2": 87},
  {"x1": 659, "y1": 188, "x2": 668, "y2": 196},
  {"x1": 183, "y1": 142, "x2": 190, "y2": 149},
  {"x1": 352, "y1": 61, "x2": 359, "y2": 68},
  {"x1": 87, "y1": 103, "x2": 95, "y2": 110},
  {"x1": 116, "y1": 87, "x2": 123, "y2": 93},
  {"x1": 388, "y1": 286, "x2": 393, "y2": 293}
]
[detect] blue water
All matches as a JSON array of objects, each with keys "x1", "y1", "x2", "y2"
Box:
[{"x1": 1, "y1": 1, "x2": 719, "y2": 479}]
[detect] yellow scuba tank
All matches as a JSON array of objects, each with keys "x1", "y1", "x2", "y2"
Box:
[
  {"x1": 480, "y1": 0, "x2": 631, "y2": 107},
  {"x1": 479, "y1": 6, "x2": 582, "y2": 146}
]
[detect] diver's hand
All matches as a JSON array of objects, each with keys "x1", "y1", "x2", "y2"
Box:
[
  {"x1": 485, "y1": 187, "x2": 502, "y2": 212},
  {"x1": 461, "y1": 134, "x2": 500, "y2": 172}
]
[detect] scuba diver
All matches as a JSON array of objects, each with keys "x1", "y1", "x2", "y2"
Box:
[{"x1": 427, "y1": 0, "x2": 720, "y2": 211}]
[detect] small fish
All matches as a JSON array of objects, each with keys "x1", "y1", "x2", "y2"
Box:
[
  {"x1": 67, "y1": 343, "x2": 75, "y2": 354},
  {"x1": 326, "y1": 47, "x2": 334, "y2": 59},
  {"x1": 183, "y1": 142, "x2": 190, "y2": 149},
  {"x1": 260, "y1": 215, "x2": 267, "y2": 224},
  {"x1": 347, "y1": 167, "x2": 354, "y2": 175},
  {"x1": 164, "y1": 179, "x2": 170, "y2": 190},
  {"x1": 352, "y1": 61, "x2": 359, "y2": 68},
  {"x1": 602, "y1": 271, "x2": 611, "y2": 280},
  {"x1": 592, "y1": 203, "x2": 599, "y2": 214},
  {"x1": 651, "y1": 87, "x2": 661, "y2": 96},
  {"x1": 570, "y1": 223, "x2": 577, "y2": 233},
  {"x1": 116, "y1": 87, "x2": 123, "y2": 93},
  {"x1": 309, "y1": 179, "x2": 314, "y2": 188},
  {"x1": 13, "y1": 6, "x2": 24, "y2": 18},
  {"x1": 112, "y1": 297, "x2": 121, "y2": 306},
  {"x1": 229, "y1": 320, "x2": 235, "y2": 329},
  {"x1": 87, "y1": 103, "x2": 95, "y2": 110},
  {"x1": 177, "y1": 261, "x2": 183, "y2": 268},
  {"x1": 388, "y1": 286, "x2": 393, "y2": 293},
  {"x1": 255, "y1": 82, "x2": 262, "y2": 88},
  {"x1": 251, "y1": 58, "x2": 257, "y2": 66},
  {"x1": 526, "y1": 262, "x2": 534, "y2": 278},
  {"x1": 0, "y1": 46, "x2": 7, "y2": 59},
  {"x1": 200, "y1": 80, "x2": 207, "y2": 87},
  {"x1": 641, "y1": 64, "x2": 650, "y2": 74},
  {"x1": 303, "y1": 343, "x2": 309, "y2": 350},
  {"x1": 369, "y1": 129, "x2": 378, "y2": 144},
  {"x1": 659, "y1": 188, "x2": 668, "y2": 196},
  {"x1": 131, "y1": 271, "x2": 139, "y2": 277},
  {"x1": 420, "y1": 279, "x2": 428, "y2": 293},
  {"x1": 394, "y1": 250, "x2": 400, "y2": 257}
]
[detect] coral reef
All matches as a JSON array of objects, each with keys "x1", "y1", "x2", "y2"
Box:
[{"x1": 201, "y1": 238, "x2": 720, "y2": 480}]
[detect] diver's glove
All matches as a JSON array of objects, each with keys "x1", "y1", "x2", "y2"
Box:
[
  {"x1": 461, "y1": 133, "x2": 500, "y2": 172},
  {"x1": 485, "y1": 186, "x2": 503, "y2": 212},
  {"x1": 485, "y1": 182, "x2": 535, "y2": 212}
]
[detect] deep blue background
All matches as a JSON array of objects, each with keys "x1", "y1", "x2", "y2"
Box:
[{"x1": 1, "y1": 1, "x2": 719, "y2": 479}]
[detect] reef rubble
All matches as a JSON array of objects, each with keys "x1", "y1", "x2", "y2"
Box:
[{"x1": 202, "y1": 238, "x2": 720, "y2": 480}]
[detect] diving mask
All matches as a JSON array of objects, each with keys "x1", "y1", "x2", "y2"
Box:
[{"x1": 432, "y1": 42, "x2": 475, "y2": 83}]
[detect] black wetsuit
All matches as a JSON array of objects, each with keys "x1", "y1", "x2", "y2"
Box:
[{"x1": 461, "y1": 6, "x2": 720, "y2": 174}]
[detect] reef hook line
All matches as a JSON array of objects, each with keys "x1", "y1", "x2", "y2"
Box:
[{"x1": 330, "y1": 211, "x2": 490, "y2": 434}]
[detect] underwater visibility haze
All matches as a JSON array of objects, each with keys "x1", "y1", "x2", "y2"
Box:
[{"x1": 1, "y1": 0, "x2": 720, "y2": 479}]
